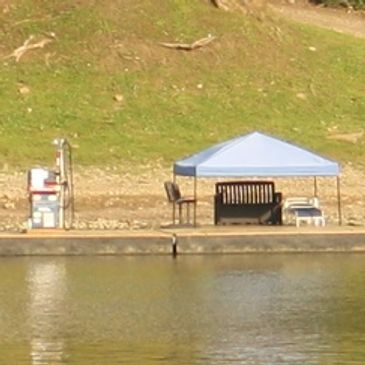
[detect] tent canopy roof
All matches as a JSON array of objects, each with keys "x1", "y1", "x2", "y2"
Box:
[{"x1": 173, "y1": 131, "x2": 340, "y2": 177}]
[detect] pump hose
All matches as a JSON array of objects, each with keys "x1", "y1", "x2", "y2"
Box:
[{"x1": 62, "y1": 140, "x2": 75, "y2": 229}]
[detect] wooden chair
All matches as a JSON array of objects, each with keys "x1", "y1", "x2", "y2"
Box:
[{"x1": 164, "y1": 181, "x2": 196, "y2": 225}]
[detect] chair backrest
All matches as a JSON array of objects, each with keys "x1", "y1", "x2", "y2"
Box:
[
  {"x1": 283, "y1": 196, "x2": 320, "y2": 209},
  {"x1": 164, "y1": 181, "x2": 181, "y2": 203},
  {"x1": 310, "y1": 197, "x2": 320, "y2": 208}
]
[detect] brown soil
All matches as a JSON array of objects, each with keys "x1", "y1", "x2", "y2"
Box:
[
  {"x1": 269, "y1": 1, "x2": 365, "y2": 39},
  {"x1": 0, "y1": 163, "x2": 364, "y2": 231}
]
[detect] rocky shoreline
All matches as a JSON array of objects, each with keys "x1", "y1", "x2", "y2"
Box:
[{"x1": 0, "y1": 164, "x2": 364, "y2": 232}]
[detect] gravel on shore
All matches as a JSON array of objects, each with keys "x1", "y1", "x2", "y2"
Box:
[{"x1": 0, "y1": 164, "x2": 364, "y2": 232}]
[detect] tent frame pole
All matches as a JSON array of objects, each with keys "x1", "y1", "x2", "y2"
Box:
[
  {"x1": 193, "y1": 176, "x2": 197, "y2": 227},
  {"x1": 172, "y1": 172, "x2": 176, "y2": 225},
  {"x1": 337, "y1": 176, "x2": 342, "y2": 226},
  {"x1": 314, "y1": 177, "x2": 318, "y2": 197}
]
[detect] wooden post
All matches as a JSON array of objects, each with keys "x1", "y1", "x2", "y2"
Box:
[
  {"x1": 172, "y1": 233, "x2": 178, "y2": 258},
  {"x1": 337, "y1": 176, "x2": 342, "y2": 225}
]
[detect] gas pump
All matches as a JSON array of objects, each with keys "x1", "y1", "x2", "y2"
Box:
[{"x1": 27, "y1": 139, "x2": 74, "y2": 230}]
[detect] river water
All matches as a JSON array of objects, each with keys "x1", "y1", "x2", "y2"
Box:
[{"x1": 1, "y1": 254, "x2": 365, "y2": 364}]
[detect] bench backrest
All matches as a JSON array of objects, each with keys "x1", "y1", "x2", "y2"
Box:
[
  {"x1": 164, "y1": 181, "x2": 182, "y2": 203},
  {"x1": 215, "y1": 181, "x2": 277, "y2": 205}
]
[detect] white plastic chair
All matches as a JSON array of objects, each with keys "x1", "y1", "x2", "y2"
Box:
[{"x1": 283, "y1": 197, "x2": 325, "y2": 227}]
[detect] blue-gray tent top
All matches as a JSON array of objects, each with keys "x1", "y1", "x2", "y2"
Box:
[
  {"x1": 172, "y1": 131, "x2": 342, "y2": 225},
  {"x1": 174, "y1": 131, "x2": 340, "y2": 177}
]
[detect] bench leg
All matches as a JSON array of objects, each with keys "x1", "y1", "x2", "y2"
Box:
[
  {"x1": 296, "y1": 218, "x2": 300, "y2": 227},
  {"x1": 314, "y1": 217, "x2": 325, "y2": 227},
  {"x1": 178, "y1": 204, "x2": 182, "y2": 224}
]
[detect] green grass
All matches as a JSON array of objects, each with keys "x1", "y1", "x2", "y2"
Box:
[{"x1": 0, "y1": 0, "x2": 364, "y2": 168}]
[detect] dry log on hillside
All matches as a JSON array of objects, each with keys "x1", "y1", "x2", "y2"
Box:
[
  {"x1": 159, "y1": 35, "x2": 216, "y2": 51},
  {"x1": 327, "y1": 131, "x2": 364, "y2": 144},
  {"x1": 210, "y1": 0, "x2": 246, "y2": 12},
  {"x1": 4, "y1": 35, "x2": 53, "y2": 62},
  {"x1": 211, "y1": 0, "x2": 230, "y2": 10}
]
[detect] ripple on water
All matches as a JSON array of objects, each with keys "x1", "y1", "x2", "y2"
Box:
[{"x1": 0, "y1": 255, "x2": 365, "y2": 364}]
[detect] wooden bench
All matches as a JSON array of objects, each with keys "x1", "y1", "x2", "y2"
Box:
[{"x1": 214, "y1": 181, "x2": 282, "y2": 225}]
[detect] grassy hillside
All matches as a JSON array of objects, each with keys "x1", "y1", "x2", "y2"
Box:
[{"x1": 0, "y1": 0, "x2": 364, "y2": 168}]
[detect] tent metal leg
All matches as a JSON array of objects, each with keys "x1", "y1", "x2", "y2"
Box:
[
  {"x1": 337, "y1": 176, "x2": 342, "y2": 225},
  {"x1": 194, "y1": 176, "x2": 197, "y2": 227},
  {"x1": 314, "y1": 177, "x2": 318, "y2": 197},
  {"x1": 173, "y1": 173, "x2": 176, "y2": 225}
]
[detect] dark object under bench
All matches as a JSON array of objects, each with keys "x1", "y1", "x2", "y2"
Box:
[{"x1": 214, "y1": 181, "x2": 282, "y2": 225}]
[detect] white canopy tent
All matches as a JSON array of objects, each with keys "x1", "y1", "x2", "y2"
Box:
[{"x1": 173, "y1": 131, "x2": 341, "y2": 225}]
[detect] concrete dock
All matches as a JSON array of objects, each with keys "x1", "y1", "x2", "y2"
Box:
[{"x1": 0, "y1": 225, "x2": 365, "y2": 256}]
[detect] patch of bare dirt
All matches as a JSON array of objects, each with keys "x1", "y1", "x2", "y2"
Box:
[{"x1": 269, "y1": 0, "x2": 365, "y2": 38}]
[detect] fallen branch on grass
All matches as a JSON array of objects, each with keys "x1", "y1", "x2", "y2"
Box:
[
  {"x1": 4, "y1": 35, "x2": 53, "y2": 62},
  {"x1": 327, "y1": 131, "x2": 364, "y2": 144},
  {"x1": 12, "y1": 15, "x2": 53, "y2": 27},
  {"x1": 211, "y1": 0, "x2": 231, "y2": 11},
  {"x1": 159, "y1": 35, "x2": 216, "y2": 51},
  {"x1": 210, "y1": 0, "x2": 247, "y2": 13}
]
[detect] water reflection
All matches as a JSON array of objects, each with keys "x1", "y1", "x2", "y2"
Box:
[
  {"x1": 0, "y1": 254, "x2": 364, "y2": 364},
  {"x1": 27, "y1": 261, "x2": 66, "y2": 364}
]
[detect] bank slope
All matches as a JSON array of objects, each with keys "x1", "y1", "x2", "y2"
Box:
[{"x1": 0, "y1": 0, "x2": 364, "y2": 167}]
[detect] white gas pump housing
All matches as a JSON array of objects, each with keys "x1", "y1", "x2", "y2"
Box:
[{"x1": 27, "y1": 139, "x2": 74, "y2": 230}]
